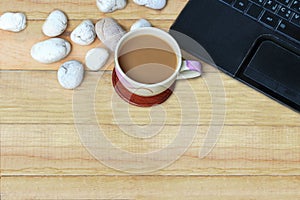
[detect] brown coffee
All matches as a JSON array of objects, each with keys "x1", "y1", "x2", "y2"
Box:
[{"x1": 118, "y1": 35, "x2": 177, "y2": 84}]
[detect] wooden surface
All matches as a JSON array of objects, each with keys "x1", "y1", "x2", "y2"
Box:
[{"x1": 1, "y1": 0, "x2": 300, "y2": 199}]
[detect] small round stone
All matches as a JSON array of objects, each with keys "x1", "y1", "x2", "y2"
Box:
[
  {"x1": 96, "y1": 0, "x2": 127, "y2": 13},
  {"x1": 43, "y1": 10, "x2": 68, "y2": 37},
  {"x1": 57, "y1": 60, "x2": 84, "y2": 89},
  {"x1": 31, "y1": 38, "x2": 71, "y2": 64},
  {"x1": 95, "y1": 17, "x2": 126, "y2": 51},
  {"x1": 130, "y1": 19, "x2": 151, "y2": 31},
  {"x1": 71, "y1": 20, "x2": 96, "y2": 46},
  {"x1": 85, "y1": 48, "x2": 110, "y2": 71},
  {"x1": 0, "y1": 12, "x2": 27, "y2": 32},
  {"x1": 133, "y1": 0, "x2": 167, "y2": 9}
]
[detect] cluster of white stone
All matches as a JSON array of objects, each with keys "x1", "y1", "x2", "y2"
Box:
[{"x1": 1, "y1": 0, "x2": 166, "y2": 89}]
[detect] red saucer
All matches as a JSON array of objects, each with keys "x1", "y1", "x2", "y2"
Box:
[{"x1": 112, "y1": 68, "x2": 175, "y2": 107}]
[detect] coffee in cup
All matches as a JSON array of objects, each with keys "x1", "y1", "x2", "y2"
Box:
[{"x1": 118, "y1": 34, "x2": 177, "y2": 84}]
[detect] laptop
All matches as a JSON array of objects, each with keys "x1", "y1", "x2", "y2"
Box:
[{"x1": 170, "y1": 0, "x2": 300, "y2": 112}]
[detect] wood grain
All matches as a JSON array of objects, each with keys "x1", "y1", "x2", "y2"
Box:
[
  {"x1": 2, "y1": 176, "x2": 300, "y2": 199},
  {"x1": 1, "y1": 0, "x2": 300, "y2": 199},
  {"x1": 1, "y1": 124, "x2": 300, "y2": 176}
]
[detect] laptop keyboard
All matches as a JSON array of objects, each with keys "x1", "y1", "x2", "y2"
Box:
[{"x1": 219, "y1": 0, "x2": 300, "y2": 42}]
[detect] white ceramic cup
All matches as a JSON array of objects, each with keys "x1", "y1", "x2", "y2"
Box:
[{"x1": 114, "y1": 27, "x2": 202, "y2": 97}]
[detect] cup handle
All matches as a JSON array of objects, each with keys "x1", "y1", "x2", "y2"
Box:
[{"x1": 177, "y1": 60, "x2": 202, "y2": 80}]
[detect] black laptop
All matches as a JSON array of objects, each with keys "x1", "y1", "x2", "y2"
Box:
[{"x1": 170, "y1": 0, "x2": 300, "y2": 112}]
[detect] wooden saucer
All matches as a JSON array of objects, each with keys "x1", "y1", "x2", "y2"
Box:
[{"x1": 112, "y1": 68, "x2": 175, "y2": 107}]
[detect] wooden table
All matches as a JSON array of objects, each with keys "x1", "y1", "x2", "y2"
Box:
[{"x1": 1, "y1": 0, "x2": 300, "y2": 199}]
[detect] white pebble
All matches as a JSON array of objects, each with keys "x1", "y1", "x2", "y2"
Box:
[
  {"x1": 133, "y1": 0, "x2": 166, "y2": 9},
  {"x1": 0, "y1": 12, "x2": 26, "y2": 32},
  {"x1": 130, "y1": 19, "x2": 152, "y2": 31},
  {"x1": 31, "y1": 38, "x2": 71, "y2": 64},
  {"x1": 96, "y1": 0, "x2": 127, "y2": 13},
  {"x1": 57, "y1": 60, "x2": 84, "y2": 89},
  {"x1": 43, "y1": 10, "x2": 68, "y2": 37},
  {"x1": 71, "y1": 20, "x2": 96, "y2": 46},
  {"x1": 85, "y1": 48, "x2": 109, "y2": 71},
  {"x1": 95, "y1": 18, "x2": 126, "y2": 51}
]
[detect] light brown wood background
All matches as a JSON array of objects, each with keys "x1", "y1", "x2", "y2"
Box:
[{"x1": 1, "y1": 0, "x2": 300, "y2": 199}]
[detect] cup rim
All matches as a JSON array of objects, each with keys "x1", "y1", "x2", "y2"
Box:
[{"x1": 114, "y1": 27, "x2": 182, "y2": 87}]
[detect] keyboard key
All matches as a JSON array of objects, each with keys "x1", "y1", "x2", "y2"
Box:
[
  {"x1": 247, "y1": 3, "x2": 264, "y2": 18},
  {"x1": 234, "y1": 0, "x2": 250, "y2": 12},
  {"x1": 277, "y1": 20, "x2": 300, "y2": 41},
  {"x1": 264, "y1": 0, "x2": 280, "y2": 11},
  {"x1": 291, "y1": 0, "x2": 300, "y2": 13},
  {"x1": 220, "y1": 0, "x2": 300, "y2": 42},
  {"x1": 252, "y1": 0, "x2": 266, "y2": 5},
  {"x1": 276, "y1": 0, "x2": 291, "y2": 6},
  {"x1": 291, "y1": 13, "x2": 300, "y2": 26},
  {"x1": 220, "y1": 0, "x2": 235, "y2": 5},
  {"x1": 260, "y1": 11, "x2": 281, "y2": 28},
  {"x1": 277, "y1": 6, "x2": 294, "y2": 19}
]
